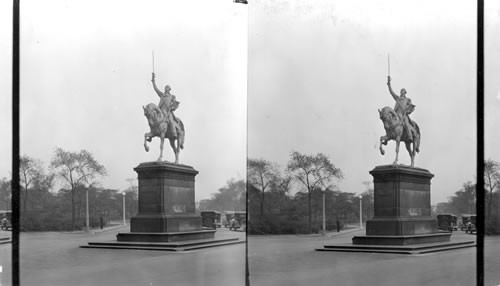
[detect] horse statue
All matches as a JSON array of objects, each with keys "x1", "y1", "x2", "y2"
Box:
[
  {"x1": 143, "y1": 103, "x2": 185, "y2": 164},
  {"x1": 378, "y1": 106, "x2": 420, "y2": 167}
]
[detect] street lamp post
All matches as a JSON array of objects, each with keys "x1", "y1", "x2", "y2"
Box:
[
  {"x1": 122, "y1": 192, "x2": 127, "y2": 226},
  {"x1": 359, "y1": 195, "x2": 363, "y2": 229},
  {"x1": 322, "y1": 189, "x2": 326, "y2": 235},
  {"x1": 86, "y1": 189, "x2": 90, "y2": 231}
]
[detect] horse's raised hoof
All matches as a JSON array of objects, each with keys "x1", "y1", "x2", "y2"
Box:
[
  {"x1": 380, "y1": 149, "x2": 385, "y2": 155},
  {"x1": 144, "y1": 145, "x2": 150, "y2": 152}
]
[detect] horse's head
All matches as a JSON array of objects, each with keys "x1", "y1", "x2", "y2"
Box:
[
  {"x1": 143, "y1": 103, "x2": 163, "y2": 124},
  {"x1": 378, "y1": 107, "x2": 388, "y2": 121},
  {"x1": 378, "y1": 106, "x2": 398, "y2": 128}
]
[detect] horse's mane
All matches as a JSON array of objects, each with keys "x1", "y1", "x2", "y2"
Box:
[
  {"x1": 381, "y1": 106, "x2": 399, "y2": 122},
  {"x1": 384, "y1": 106, "x2": 396, "y2": 115},
  {"x1": 144, "y1": 103, "x2": 164, "y2": 123}
]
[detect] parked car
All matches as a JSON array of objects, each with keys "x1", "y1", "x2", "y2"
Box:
[
  {"x1": 201, "y1": 211, "x2": 221, "y2": 229},
  {"x1": 459, "y1": 214, "x2": 476, "y2": 232},
  {"x1": 0, "y1": 210, "x2": 12, "y2": 231},
  {"x1": 224, "y1": 211, "x2": 246, "y2": 231},
  {"x1": 437, "y1": 214, "x2": 457, "y2": 232},
  {"x1": 464, "y1": 215, "x2": 477, "y2": 234}
]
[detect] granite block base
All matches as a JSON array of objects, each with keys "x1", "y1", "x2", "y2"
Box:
[
  {"x1": 366, "y1": 217, "x2": 438, "y2": 236},
  {"x1": 117, "y1": 229, "x2": 216, "y2": 242},
  {"x1": 130, "y1": 214, "x2": 202, "y2": 233}
]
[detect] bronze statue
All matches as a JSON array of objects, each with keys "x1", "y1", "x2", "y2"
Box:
[
  {"x1": 152, "y1": 73, "x2": 180, "y2": 137},
  {"x1": 378, "y1": 76, "x2": 421, "y2": 167},
  {"x1": 143, "y1": 73, "x2": 185, "y2": 164}
]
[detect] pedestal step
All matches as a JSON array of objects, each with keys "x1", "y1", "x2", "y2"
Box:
[
  {"x1": 81, "y1": 237, "x2": 244, "y2": 251},
  {"x1": 0, "y1": 236, "x2": 11, "y2": 244},
  {"x1": 316, "y1": 240, "x2": 475, "y2": 255},
  {"x1": 117, "y1": 229, "x2": 216, "y2": 242},
  {"x1": 352, "y1": 232, "x2": 451, "y2": 245}
]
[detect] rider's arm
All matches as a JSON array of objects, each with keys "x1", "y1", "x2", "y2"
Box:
[
  {"x1": 387, "y1": 77, "x2": 399, "y2": 100},
  {"x1": 151, "y1": 75, "x2": 163, "y2": 97}
]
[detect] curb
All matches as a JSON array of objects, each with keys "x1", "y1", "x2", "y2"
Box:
[
  {"x1": 326, "y1": 228, "x2": 364, "y2": 237},
  {"x1": 91, "y1": 224, "x2": 129, "y2": 234},
  {"x1": 57, "y1": 224, "x2": 128, "y2": 235}
]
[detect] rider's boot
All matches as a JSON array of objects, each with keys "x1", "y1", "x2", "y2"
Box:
[
  {"x1": 406, "y1": 123, "x2": 413, "y2": 141},
  {"x1": 170, "y1": 122, "x2": 178, "y2": 138}
]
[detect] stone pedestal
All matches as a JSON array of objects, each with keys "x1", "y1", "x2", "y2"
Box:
[
  {"x1": 117, "y1": 162, "x2": 215, "y2": 242},
  {"x1": 353, "y1": 165, "x2": 450, "y2": 245}
]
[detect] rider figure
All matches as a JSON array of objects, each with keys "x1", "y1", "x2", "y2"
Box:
[
  {"x1": 387, "y1": 76, "x2": 415, "y2": 141},
  {"x1": 151, "y1": 73, "x2": 180, "y2": 138}
]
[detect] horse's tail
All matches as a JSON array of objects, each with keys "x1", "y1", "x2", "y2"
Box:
[
  {"x1": 178, "y1": 120, "x2": 185, "y2": 149},
  {"x1": 414, "y1": 123, "x2": 421, "y2": 153}
]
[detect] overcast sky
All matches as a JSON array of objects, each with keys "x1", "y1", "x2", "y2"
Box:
[
  {"x1": 0, "y1": 1, "x2": 12, "y2": 182},
  {"x1": 1, "y1": 1, "x2": 500, "y2": 204},
  {"x1": 248, "y1": 0, "x2": 480, "y2": 204},
  {"x1": 12, "y1": 0, "x2": 247, "y2": 200},
  {"x1": 485, "y1": 0, "x2": 500, "y2": 162}
]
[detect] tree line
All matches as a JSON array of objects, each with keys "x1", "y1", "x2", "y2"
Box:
[
  {"x1": 1, "y1": 147, "x2": 246, "y2": 232},
  {"x1": 198, "y1": 178, "x2": 246, "y2": 212},
  {"x1": 1, "y1": 148, "x2": 498, "y2": 234},
  {"x1": 433, "y1": 159, "x2": 500, "y2": 234},
  {"x1": 1, "y1": 147, "x2": 138, "y2": 231},
  {"x1": 246, "y1": 151, "x2": 368, "y2": 234}
]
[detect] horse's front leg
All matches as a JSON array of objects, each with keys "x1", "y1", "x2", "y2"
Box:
[
  {"x1": 405, "y1": 141, "x2": 414, "y2": 167},
  {"x1": 169, "y1": 138, "x2": 178, "y2": 164},
  {"x1": 379, "y1": 136, "x2": 388, "y2": 155},
  {"x1": 144, "y1": 132, "x2": 153, "y2": 152},
  {"x1": 393, "y1": 137, "x2": 401, "y2": 165},
  {"x1": 158, "y1": 135, "x2": 165, "y2": 161}
]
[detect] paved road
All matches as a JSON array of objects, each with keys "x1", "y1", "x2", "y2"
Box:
[
  {"x1": 2, "y1": 227, "x2": 499, "y2": 285},
  {"x1": 485, "y1": 235, "x2": 500, "y2": 286},
  {"x1": 0, "y1": 231, "x2": 12, "y2": 286},
  {"x1": 248, "y1": 229, "x2": 487, "y2": 286},
  {"x1": 18, "y1": 226, "x2": 245, "y2": 286}
]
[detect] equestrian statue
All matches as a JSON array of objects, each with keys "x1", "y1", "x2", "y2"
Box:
[
  {"x1": 143, "y1": 72, "x2": 185, "y2": 164},
  {"x1": 378, "y1": 75, "x2": 421, "y2": 167}
]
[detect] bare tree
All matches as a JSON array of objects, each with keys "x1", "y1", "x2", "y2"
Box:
[
  {"x1": 125, "y1": 178, "x2": 138, "y2": 194},
  {"x1": 361, "y1": 180, "x2": 374, "y2": 221},
  {"x1": 20, "y1": 156, "x2": 45, "y2": 213},
  {"x1": 484, "y1": 159, "x2": 500, "y2": 221},
  {"x1": 198, "y1": 179, "x2": 246, "y2": 212},
  {"x1": 275, "y1": 173, "x2": 293, "y2": 213},
  {"x1": 462, "y1": 181, "x2": 476, "y2": 215},
  {"x1": 247, "y1": 158, "x2": 278, "y2": 220},
  {"x1": 287, "y1": 151, "x2": 343, "y2": 233},
  {"x1": 50, "y1": 147, "x2": 107, "y2": 230},
  {"x1": 0, "y1": 178, "x2": 11, "y2": 211}
]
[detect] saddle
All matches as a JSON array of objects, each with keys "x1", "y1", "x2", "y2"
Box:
[{"x1": 396, "y1": 113, "x2": 417, "y2": 139}]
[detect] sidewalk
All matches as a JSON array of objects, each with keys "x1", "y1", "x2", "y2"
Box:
[{"x1": 19, "y1": 223, "x2": 130, "y2": 236}]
